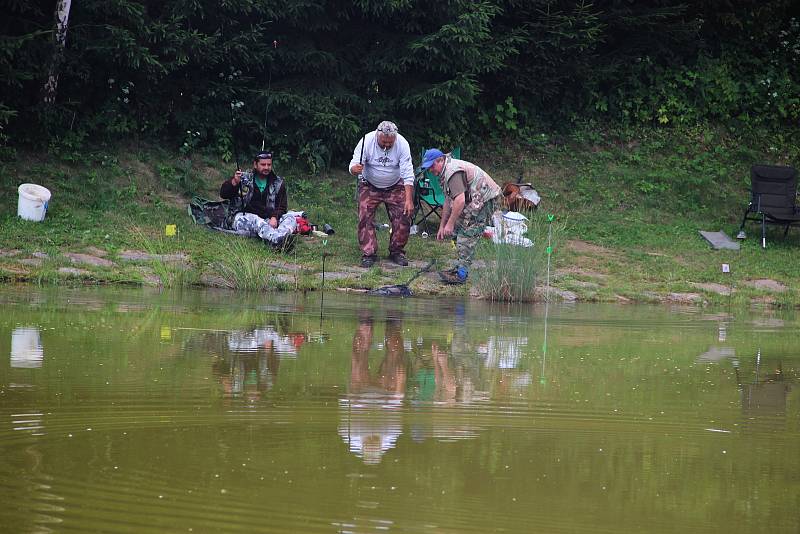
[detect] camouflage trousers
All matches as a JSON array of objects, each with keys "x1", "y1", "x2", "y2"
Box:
[
  {"x1": 232, "y1": 212, "x2": 297, "y2": 244},
  {"x1": 357, "y1": 181, "x2": 410, "y2": 256},
  {"x1": 454, "y1": 197, "x2": 497, "y2": 269}
]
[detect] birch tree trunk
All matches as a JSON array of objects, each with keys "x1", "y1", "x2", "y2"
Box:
[{"x1": 43, "y1": 0, "x2": 72, "y2": 104}]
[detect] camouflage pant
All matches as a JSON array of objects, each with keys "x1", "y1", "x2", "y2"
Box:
[
  {"x1": 232, "y1": 212, "x2": 297, "y2": 244},
  {"x1": 454, "y1": 197, "x2": 497, "y2": 269},
  {"x1": 358, "y1": 181, "x2": 410, "y2": 256}
]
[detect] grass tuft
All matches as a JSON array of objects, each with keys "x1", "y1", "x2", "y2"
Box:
[
  {"x1": 212, "y1": 237, "x2": 280, "y2": 291},
  {"x1": 474, "y1": 210, "x2": 563, "y2": 302}
]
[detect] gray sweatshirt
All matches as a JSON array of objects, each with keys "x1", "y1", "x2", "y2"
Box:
[{"x1": 349, "y1": 131, "x2": 415, "y2": 188}]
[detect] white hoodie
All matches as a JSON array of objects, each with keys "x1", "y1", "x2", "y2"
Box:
[{"x1": 349, "y1": 131, "x2": 415, "y2": 189}]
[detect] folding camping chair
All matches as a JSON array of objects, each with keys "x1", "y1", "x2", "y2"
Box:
[
  {"x1": 413, "y1": 147, "x2": 460, "y2": 228},
  {"x1": 737, "y1": 164, "x2": 800, "y2": 248}
]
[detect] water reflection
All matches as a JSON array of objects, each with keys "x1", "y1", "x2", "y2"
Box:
[
  {"x1": 696, "y1": 320, "x2": 737, "y2": 365},
  {"x1": 10, "y1": 327, "x2": 44, "y2": 369},
  {"x1": 1, "y1": 289, "x2": 799, "y2": 534},
  {"x1": 227, "y1": 327, "x2": 301, "y2": 356},
  {"x1": 736, "y1": 349, "x2": 792, "y2": 431},
  {"x1": 481, "y1": 335, "x2": 532, "y2": 394},
  {"x1": 339, "y1": 310, "x2": 406, "y2": 464},
  {"x1": 211, "y1": 323, "x2": 305, "y2": 402},
  {"x1": 696, "y1": 319, "x2": 794, "y2": 431},
  {"x1": 339, "y1": 306, "x2": 514, "y2": 464}
]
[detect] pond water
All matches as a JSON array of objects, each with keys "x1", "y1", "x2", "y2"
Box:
[{"x1": 0, "y1": 287, "x2": 798, "y2": 533}]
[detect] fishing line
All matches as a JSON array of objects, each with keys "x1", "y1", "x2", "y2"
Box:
[
  {"x1": 545, "y1": 214, "x2": 554, "y2": 300},
  {"x1": 541, "y1": 296, "x2": 549, "y2": 386},
  {"x1": 320, "y1": 239, "x2": 329, "y2": 324}
]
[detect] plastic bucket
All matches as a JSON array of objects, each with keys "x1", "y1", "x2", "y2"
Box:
[
  {"x1": 502, "y1": 211, "x2": 528, "y2": 236},
  {"x1": 18, "y1": 184, "x2": 51, "y2": 222}
]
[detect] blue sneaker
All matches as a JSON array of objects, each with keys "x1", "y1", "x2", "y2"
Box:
[{"x1": 438, "y1": 266, "x2": 468, "y2": 285}]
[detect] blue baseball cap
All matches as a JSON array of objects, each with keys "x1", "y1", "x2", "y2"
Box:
[{"x1": 420, "y1": 148, "x2": 444, "y2": 169}]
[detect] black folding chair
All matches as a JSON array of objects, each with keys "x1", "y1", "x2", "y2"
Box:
[{"x1": 737, "y1": 165, "x2": 800, "y2": 248}]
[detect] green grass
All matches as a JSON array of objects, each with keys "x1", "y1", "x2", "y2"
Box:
[
  {"x1": 474, "y1": 211, "x2": 565, "y2": 302},
  {"x1": 2, "y1": 121, "x2": 800, "y2": 305},
  {"x1": 212, "y1": 236, "x2": 282, "y2": 291}
]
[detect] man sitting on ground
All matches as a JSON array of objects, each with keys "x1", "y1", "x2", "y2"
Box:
[{"x1": 220, "y1": 151, "x2": 296, "y2": 251}]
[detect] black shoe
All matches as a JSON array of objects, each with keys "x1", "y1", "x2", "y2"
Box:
[
  {"x1": 269, "y1": 234, "x2": 296, "y2": 253},
  {"x1": 280, "y1": 234, "x2": 296, "y2": 253},
  {"x1": 388, "y1": 252, "x2": 409, "y2": 266},
  {"x1": 361, "y1": 255, "x2": 377, "y2": 268}
]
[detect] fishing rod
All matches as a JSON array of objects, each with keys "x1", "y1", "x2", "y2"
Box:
[
  {"x1": 228, "y1": 100, "x2": 245, "y2": 210},
  {"x1": 320, "y1": 250, "x2": 329, "y2": 324},
  {"x1": 360, "y1": 81, "x2": 377, "y2": 165},
  {"x1": 359, "y1": 128, "x2": 366, "y2": 167},
  {"x1": 404, "y1": 259, "x2": 435, "y2": 286},
  {"x1": 262, "y1": 39, "x2": 278, "y2": 152},
  {"x1": 354, "y1": 81, "x2": 376, "y2": 201},
  {"x1": 228, "y1": 101, "x2": 241, "y2": 172},
  {"x1": 354, "y1": 111, "x2": 368, "y2": 202}
]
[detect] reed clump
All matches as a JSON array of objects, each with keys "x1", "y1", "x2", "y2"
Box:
[
  {"x1": 474, "y1": 211, "x2": 562, "y2": 302},
  {"x1": 213, "y1": 237, "x2": 281, "y2": 291}
]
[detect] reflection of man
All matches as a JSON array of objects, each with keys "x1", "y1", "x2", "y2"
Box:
[
  {"x1": 227, "y1": 327, "x2": 298, "y2": 356},
  {"x1": 432, "y1": 341, "x2": 457, "y2": 404},
  {"x1": 213, "y1": 326, "x2": 302, "y2": 403},
  {"x1": 408, "y1": 338, "x2": 479, "y2": 443},
  {"x1": 339, "y1": 311, "x2": 407, "y2": 464},
  {"x1": 213, "y1": 343, "x2": 279, "y2": 404}
]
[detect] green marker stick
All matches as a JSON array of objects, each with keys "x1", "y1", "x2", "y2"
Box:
[{"x1": 545, "y1": 214, "x2": 554, "y2": 300}]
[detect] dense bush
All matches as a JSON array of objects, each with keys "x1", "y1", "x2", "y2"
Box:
[{"x1": 1, "y1": 1, "x2": 798, "y2": 164}]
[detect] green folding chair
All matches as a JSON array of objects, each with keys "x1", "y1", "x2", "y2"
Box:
[{"x1": 413, "y1": 147, "x2": 460, "y2": 228}]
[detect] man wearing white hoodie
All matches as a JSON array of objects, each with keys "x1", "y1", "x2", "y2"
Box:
[{"x1": 349, "y1": 121, "x2": 415, "y2": 267}]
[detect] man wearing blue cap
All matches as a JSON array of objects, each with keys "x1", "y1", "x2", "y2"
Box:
[{"x1": 419, "y1": 149, "x2": 501, "y2": 284}]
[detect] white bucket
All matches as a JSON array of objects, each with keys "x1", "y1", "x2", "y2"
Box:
[
  {"x1": 17, "y1": 183, "x2": 52, "y2": 222},
  {"x1": 502, "y1": 211, "x2": 528, "y2": 235}
]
